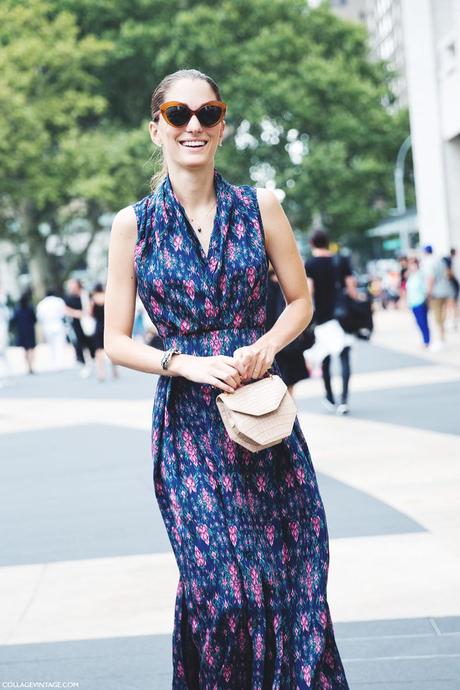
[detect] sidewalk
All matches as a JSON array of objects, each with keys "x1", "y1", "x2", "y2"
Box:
[{"x1": 0, "y1": 307, "x2": 459, "y2": 689}]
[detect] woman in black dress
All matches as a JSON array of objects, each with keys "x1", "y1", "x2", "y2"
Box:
[
  {"x1": 10, "y1": 292, "x2": 37, "y2": 375},
  {"x1": 89, "y1": 282, "x2": 119, "y2": 382},
  {"x1": 266, "y1": 261, "x2": 310, "y2": 396}
]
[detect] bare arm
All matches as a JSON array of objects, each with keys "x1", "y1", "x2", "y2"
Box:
[
  {"x1": 231, "y1": 187, "x2": 313, "y2": 381},
  {"x1": 345, "y1": 274, "x2": 359, "y2": 299},
  {"x1": 255, "y1": 187, "x2": 313, "y2": 356},
  {"x1": 104, "y1": 206, "x2": 176, "y2": 376}
]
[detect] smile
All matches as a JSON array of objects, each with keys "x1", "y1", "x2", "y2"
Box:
[{"x1": 179, "y1": 140, "x2": 208, "y2": 148}]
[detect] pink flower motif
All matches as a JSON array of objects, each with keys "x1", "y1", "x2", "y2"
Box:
[
  {"x1": 295, "y1": 467, "x2": 306, "y2": 485},
  {"x1": 177, "y1": 661, "x2": 185, "y2": 679},
  {"x1": 203, "y1": 386, "x2": 212, "y2": 406},
  {"x1": 311, "y1": 516, "x2": 321, "y2": 537},
  {"x1": 300, "y1": 613, "x2": 309, "y2": 631},
  {"x1": 233, "y1": 311, "x2": 243, "y2": 327},
  {"x1": 153, "y1": 278, "x2": 164, "y2": 297},
  {"x1": 285, "y1": 471, "x2": 295, "y2": 488},
  {"x1": 197, "y1": 524, "x2": 210, "y2": 545},
  {"x1": 319, "y1": 672, "x2": 332, "y2": 689},
  {"x1": 236, "y1": 222, "x2": 245, "y2": 239},
  {"x1": 223, "y1": 665, "x2": 232, "y2": 682},
  {"x1": 228, "y1": 525, "x2": 238, "y2": 546},
  {"x1": 302, "y1": 665, "x2": 312, "y2": 686},
  {"x1": 183, "y1": 279, "x2": 195, "y2": 299},
  {"x1": 319, "y1": 609, "x2": 328, "y2": 628},
  {"x1": 185, "y1": 476, "x2": 196, "y2": 493},
  {"x1": 202, "y1": 488, "x2": 213, "y2": 511},
  {"x1": 324, "y1": 649, "x2": 335, "y2": 669},
  {"x1": 289, "y1": 521, "x2": 299, "y2": 542},
  {"x1": 265, "y1": 524, "x2": 275, "y2": 546},
  {"x1": 247, "y1": 266, "x2": 256, "y2": 287},
  {"x1": 173, "y1": 234, "x2": 182, "y2": 251},
  {"x1": 282, "y1": 543, "x2": 289, "y2": 564},
  {"x1": 256, "y1": 306, "x2": 266, "y2": 325},
  {"x1": 256, "y1": 474, "x2": 266, "y2": 492},
  {"x1": 150, "y1": 297, "x2": 161, "y2": 317},
  {"x1": 205, "y1": 457, "x2": 216, "y2": 473},
  {"x1": 250, "y1": 567, "x2": 263, "y2": 607},
  {"x1": 255, "y1": 632, "x2": 263, "y2": 660},
  {"x1": 208, "y1": 256, "x2": 218, "y2": 272},
  {"x1": 228, "y1": 614, "x2": 237, "y2": 633},
  {"x1": 195, "y1": 546, "x2": 206, "y2": 567},
  {"x1": 222, "y1": 474, "x2": 232, "y2": 492},
  {"x1": 235, "y1": 487, "x2": 243, "y2": 507},
  {"x1": 219, "y1": 275, "x2": 227, "y2": 295},
  {"x1": 205, "y1": 297, "x2": 217, "y2": 318},
  {"x1": 228, "y1": 564, "x2": 242, "y2": 604},
  {"x1": 179, "y1": 319, "x2": 191, "y2": 333}
]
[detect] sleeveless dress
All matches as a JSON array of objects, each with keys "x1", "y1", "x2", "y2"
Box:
[{"x1": 132, "y1": 170, "x2": 350, "y2": 690}]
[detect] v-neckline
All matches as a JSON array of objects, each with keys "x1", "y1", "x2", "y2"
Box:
[
  {"x1": 182, "y1": 208, "x2": 218, "y2": 264},
  {"x1": 170, "y1": 174, "x2": 221, "y2": 267}
]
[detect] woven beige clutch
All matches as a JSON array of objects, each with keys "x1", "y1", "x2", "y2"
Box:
[{"x1": 215, "y1": 373, "x2": 297, "y2": 452}]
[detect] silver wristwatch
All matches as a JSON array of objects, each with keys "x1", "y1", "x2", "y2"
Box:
[{"x1": 160, "y1": 347, "x2": 181, "y2": 371}]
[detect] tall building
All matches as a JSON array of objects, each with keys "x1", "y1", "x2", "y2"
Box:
[
  {"x1": 401, "y1": 0, "x2": 460, "y2": 253},
  {"x1": 329, "y1": 0, "x2": 367, "y2": 23},
  {"x1": 366, "y1": 0, "x2": 407, "y2": 108},
  {"x1": 330, "y1": 0, "x2": 408, "y2": 109}
]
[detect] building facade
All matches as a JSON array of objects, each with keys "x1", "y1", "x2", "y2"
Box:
[{"x1": 401, "y1": 0, "x2": 460, "y2": 254}]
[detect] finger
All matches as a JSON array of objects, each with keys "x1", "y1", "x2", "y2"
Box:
[{"x1": 209, "y1": 376, "x2": 236, "y2": 393}]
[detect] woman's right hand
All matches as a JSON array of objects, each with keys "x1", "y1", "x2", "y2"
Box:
[{"x1": 168, "y1": 354, "x2": 242, "y2": 393}]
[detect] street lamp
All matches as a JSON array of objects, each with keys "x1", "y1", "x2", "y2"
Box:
[{"x1": 394, "y1": 134, "x2": 412, "y2": 252}]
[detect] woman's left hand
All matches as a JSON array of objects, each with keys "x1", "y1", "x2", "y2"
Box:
[{"x1": 233, "y1": 341, "x2": 277, "y2": 382}]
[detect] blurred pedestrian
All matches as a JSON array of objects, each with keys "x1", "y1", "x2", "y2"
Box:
[
  {"x1": 398, "y1": 255, "x2": 408, "y2": 307},
  {"x1": 64, "y1": 278, "x2": 96, "y2": 377},
  {"x1": 406, "y1": 257, "x2": 430, "y2": 348},
  {"x1": 10, "y1": 292, "x2": 37, "y2": 374},
  {"x1": 266, "y1": 261, "x2": 309, "y2": 396},
  {"x1": 305, "y1": 229, "x2": 358, "y2": 415},
  {"x1": 424, "y1": 248, "x2": 454, "y2": 347},
  {"x1": 89, "y1": 282, "x2": 119, "y2": 382},
  {"x1": 0, "y1": 286, "x2": 12, "y2": 387},
  {"x1": 36, "y1": 289, "x2": 68, "y2": 370},
  {"x1": 445, "y1": 247, "x2": 459, "y2": 330}
]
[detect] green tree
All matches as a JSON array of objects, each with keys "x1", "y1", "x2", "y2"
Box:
[{"x1": 1, "y1": 0, "x2": 411, "y2": 296}]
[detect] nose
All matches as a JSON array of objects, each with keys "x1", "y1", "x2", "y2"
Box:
[{"x1": 186, "y1": 114, "x2": 203, "y2": 131}]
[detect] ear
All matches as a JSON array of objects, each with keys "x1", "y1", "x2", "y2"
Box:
[
  {"x1": 149, "y1": 120, "x2": 162, "y2": 147},
  {"x1": 220, "y1": 119, "x2": 226, "y2": 144}
]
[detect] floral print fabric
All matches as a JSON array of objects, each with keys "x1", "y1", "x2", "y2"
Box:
[{"x1": 132, "y1": 169, "x2": 350, "y2": 689}]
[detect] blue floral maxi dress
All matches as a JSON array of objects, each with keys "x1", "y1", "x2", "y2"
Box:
[{"x1": 132, "y1": 170, "x2": 350, "y2": 690}]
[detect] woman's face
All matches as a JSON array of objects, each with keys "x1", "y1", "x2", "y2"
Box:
[{"x1": 149, "y1": 78, "x2": 225, "y2": 171}]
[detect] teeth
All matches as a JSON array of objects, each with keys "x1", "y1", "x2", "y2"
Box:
[{"x1": 181, "y1": 141, "x2": 206, "y2": 147}]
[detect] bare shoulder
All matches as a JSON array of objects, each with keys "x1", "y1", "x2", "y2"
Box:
[
  {"x1": 111, "y1": 205, "x2": 137, "y2": 241},
  {"x1": 255, "y1": 187, "x2": 281, "y2": 219},
  {"x1": 255, "y1": 187, "x2": 290, "y2": 248}
]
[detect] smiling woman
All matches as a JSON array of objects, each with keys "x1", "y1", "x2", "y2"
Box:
[{"x1": 103, "y1": 68, "x2": 350, "y2": 689}]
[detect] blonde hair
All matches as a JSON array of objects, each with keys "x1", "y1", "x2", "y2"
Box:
[{"x1": 149, "y1": 69, "x2": 223, "y2": 194}]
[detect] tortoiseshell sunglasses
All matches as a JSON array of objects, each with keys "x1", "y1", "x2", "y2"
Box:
[{"x1": 155, "y1": 100, "x2": 227, "y2": 128}]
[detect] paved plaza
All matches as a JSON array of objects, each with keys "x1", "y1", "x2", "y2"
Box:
[{"x1": 0, "y1": 308, "x2": 459, "y2": 689}]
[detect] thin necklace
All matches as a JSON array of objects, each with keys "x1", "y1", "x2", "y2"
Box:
[{"x1": 182, "y1": 199, "x2": 216, "y2": 233}]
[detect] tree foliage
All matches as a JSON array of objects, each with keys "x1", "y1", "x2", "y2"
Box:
[{"x1": 0, "y1": 0, "x2": 411, "y2": 294}]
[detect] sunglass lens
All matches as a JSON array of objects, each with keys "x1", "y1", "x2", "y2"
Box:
[
  {"x1": 165, "y1": 105, "x2": 191, "y2": 127},
  {"x1": 198, "y1": 105, "x2": 223, "y2": 127}
]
